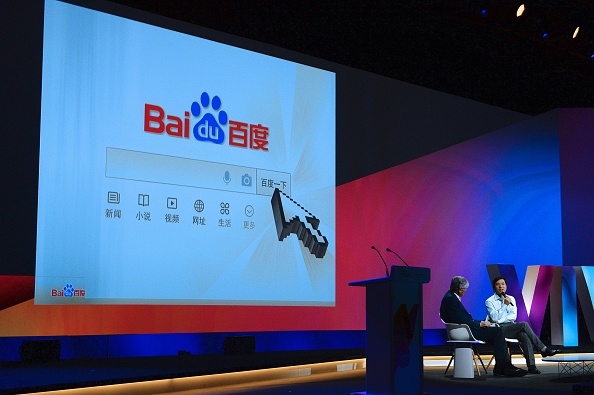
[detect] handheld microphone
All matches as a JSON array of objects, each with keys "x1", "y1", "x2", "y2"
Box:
[
  {"x1": 371, "y1": 246, "x2": 389, "y2": 276},
  {"x1": 501, "y1": 292, "x2": 514, "y2": 306},
  {"x1": 386, "y1": 248, "x2": 409, "y2": 266}
]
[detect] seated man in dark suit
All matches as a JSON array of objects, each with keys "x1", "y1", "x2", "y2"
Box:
[{"x1": 440, "y1": 276, "x2": 527, "y2": 377}]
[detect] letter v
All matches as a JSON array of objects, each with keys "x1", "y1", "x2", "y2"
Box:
[{"x1": 487, "y1": 264, "x2": 554, "y2": 337}]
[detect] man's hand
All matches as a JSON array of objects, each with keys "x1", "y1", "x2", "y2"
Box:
[
  {"x1": 501, "y1": 294, "x2": 512, "y2": 305},
  {"x1": 479, "y1": 320, "x2": 492, "y2": 327}
]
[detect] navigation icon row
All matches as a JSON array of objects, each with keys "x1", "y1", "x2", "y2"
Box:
[
  {"x1": 108, "y1": 192, "x2": 179, "y2": 209},
  {"x1": 107, "y1": 191, "x2": 254, "y2": 216}
]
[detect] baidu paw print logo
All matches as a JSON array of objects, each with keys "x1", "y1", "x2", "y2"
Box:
[
  {"x1": 63, "y1": 284, "x2": 74, "y2": 298},
  {"x1": 51, "y1": 283, "x2": 86, "y2": 298},
  {"x1": 191, "y1": 92, "x2": 228, "y2": 144}
]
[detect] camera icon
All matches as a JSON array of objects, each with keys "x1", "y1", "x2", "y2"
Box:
[{"x1": 241, "y1": 173, "x2": 252, "y2": 187}]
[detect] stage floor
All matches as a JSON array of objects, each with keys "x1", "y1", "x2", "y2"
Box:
[{"x1": 1, "y1": 349, "x2": 593, "y2": 395}]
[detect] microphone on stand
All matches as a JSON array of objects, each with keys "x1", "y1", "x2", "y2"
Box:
[
  {"x1": 386, "y1": 248, "x2": 410, "y2": 266},
  {"x1": 501, "y1": 292, "x2": 514, "y2": 306},
  {"x1": 371, "y1": 246, "x2": 389, "y2": 276}
]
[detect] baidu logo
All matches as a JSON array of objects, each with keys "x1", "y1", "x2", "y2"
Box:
[
  {"x1": 144, "y1": 91, "x2": 268, "y2": 151},
  {"x1": 51, "y1": 283, "x2": 86, "y2": 297},
  {"x1": 191, "y1": 92, "x2": 228, "y2": 144},
  {"x1": 64, "y1": 284, "x2": 75, "y2": 297}
]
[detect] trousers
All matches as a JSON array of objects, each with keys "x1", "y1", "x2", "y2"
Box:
[
  {"x1": 499, "y1": 321, "x2": 546, "y2": 366},
  {"x1": 474, "y1": 326, "x2": 510, "y2": 368}
]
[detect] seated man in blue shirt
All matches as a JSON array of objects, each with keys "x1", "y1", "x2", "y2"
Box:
[
  {"x1": 486, "y1": 276, "x2": 561, "y2": 374},
  {"x1": 440, "y1": 276, "x2": 527, "y2": 377}
]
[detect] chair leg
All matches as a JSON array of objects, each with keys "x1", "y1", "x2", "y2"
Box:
[
  {"x1": 444, "y1": 352, "x2": 455, "y2": 375},
  {"x1": 473, "y1": 345, "x2": 488, "y2": 374},
  {"x1": 518, "y1": 344, "x2": 525, "y2": 358},
  {"x1": 507, "y1": 342, "x2": 526, "y2": 363},
  {"x1": 486, "y1": 354, "x2": 495, "y2": 370},
  {"x1": 472, "y1": 350, "x2": 481, "y2": 376}
]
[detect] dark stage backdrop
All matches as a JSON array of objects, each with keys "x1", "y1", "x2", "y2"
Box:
[{"x1": 1, "y1": 0, "x2": 592, "y2": 353}]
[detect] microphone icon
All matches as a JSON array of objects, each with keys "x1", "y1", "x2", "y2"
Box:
[{"x1": 223, "y1": 170, "x2": 231, "y2": 185}]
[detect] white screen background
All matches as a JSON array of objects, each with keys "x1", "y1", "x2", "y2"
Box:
[{"x1": 35, "y1": 0, "x2": 336, "y2": 305}]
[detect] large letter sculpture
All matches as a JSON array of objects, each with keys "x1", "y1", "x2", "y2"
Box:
[{"x1": 487, "y1": 264, "x2": 594, "y2": 346}]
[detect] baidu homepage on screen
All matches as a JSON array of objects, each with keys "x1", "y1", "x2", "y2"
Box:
[{"x1": 34, "y1": 0, "x2": 336, "y2": 306}]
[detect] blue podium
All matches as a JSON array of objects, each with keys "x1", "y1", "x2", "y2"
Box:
[{"x1": 349, "y1": 266, "x2": 430, "y2": 395}]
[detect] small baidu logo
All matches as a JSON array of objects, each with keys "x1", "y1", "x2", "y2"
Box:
[
  {"x1": 191, "y1": 92, "x2": 228, "y2": 144},
  {"x1": 51, "y1": 283, "x2": 86, "y2": 297},
  {"x1": 63, "y1": 284, "x2": 74, "y2": 298}
]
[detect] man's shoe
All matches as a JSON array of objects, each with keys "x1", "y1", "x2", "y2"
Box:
[
  {"x1": 493, "y1": 365, "x2": 503, "y2": 377},
  {"x1": 502, "y1": 365, "x2": 528, "y2": 377},
  {"x1": 527, "y1": 365, "x2": 541, "y2": 374},
  {"x1": 541, "y1": 348, "x2": 561, "y2": 357}
]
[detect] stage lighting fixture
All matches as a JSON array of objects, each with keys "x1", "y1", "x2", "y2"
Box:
[
  {"x1": 573, "y1": 26, "x2": 580, "y2": 39},
  {"x1": 516, "y1": 4, "x2": 525, "y2": 18}
]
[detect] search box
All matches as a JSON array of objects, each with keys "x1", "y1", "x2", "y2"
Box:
[{"x1": 105, "y1": 147, "x2": 290, "y2": 196}]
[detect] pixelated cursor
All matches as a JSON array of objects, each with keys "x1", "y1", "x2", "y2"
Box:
[{"x1": 271, "y1": 188, "x2": 328, "y2": 258}]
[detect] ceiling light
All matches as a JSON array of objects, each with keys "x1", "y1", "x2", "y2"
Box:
[{"x1": 516, "y1": 4, "x2": 525, "y2": 17}]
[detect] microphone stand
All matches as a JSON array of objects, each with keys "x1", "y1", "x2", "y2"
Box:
[
  {"x1": 371, "y1": 246, "x2": 390, "y2": 276},
  {"x1": 386, "y1": 248, "x2": 409, "y2": 266}
]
